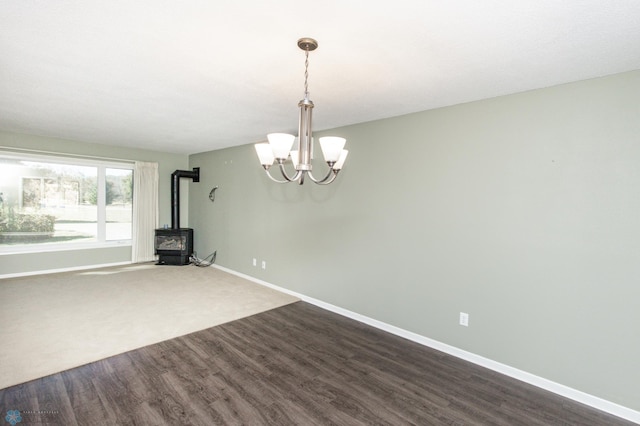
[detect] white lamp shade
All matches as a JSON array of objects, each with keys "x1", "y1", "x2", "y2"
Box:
[
  {"x1": 319, "y1": 136, "x2": 346, "y2": 162},
  {"x1": 255, "y1": 143, "x2": 275, "y2": 166},
  {"x1": 333, "y1": 149, "x2": 348, "y2": 170},
  {"x1": 267, "y1": 133, "x2": 296, "y2": 159}
]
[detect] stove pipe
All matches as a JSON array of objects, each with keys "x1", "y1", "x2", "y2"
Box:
[{"x1": 171, "y1": 167, "x2": 199, "y2": 229}]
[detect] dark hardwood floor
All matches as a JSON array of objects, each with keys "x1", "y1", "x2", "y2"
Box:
[{"x1": 0, "y1": 301, "x2": 634, "y2": 425}]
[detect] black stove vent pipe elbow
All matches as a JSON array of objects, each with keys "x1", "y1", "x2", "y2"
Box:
[{"x1": 171, "y1": 167, "x2": 199, "y2": 229}]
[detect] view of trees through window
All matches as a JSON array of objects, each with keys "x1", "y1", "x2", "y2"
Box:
[{"x1": 0, "y1": 154, "x2": 133, "y2": 249}]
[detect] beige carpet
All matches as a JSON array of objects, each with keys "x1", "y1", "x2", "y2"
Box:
[{"x1": 0, "y1": 263, "x2": 298, "y2": 389}]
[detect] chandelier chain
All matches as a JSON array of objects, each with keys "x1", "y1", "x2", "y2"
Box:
[{"x1": 304, "y1": 49, "x2": 310, "y2": 97}]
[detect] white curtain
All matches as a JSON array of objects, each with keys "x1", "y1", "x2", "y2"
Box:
[{"x1": 131, "y1": 161, "x2": 159, "y2": 263}]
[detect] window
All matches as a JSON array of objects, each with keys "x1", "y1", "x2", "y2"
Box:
[{"x1": 0, "y1": 152, "x2": 133, "y2": 253}]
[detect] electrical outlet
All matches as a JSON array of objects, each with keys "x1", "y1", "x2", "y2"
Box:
[
  {"x1": 261, "y1": 261, "x2": 266, "y2": 270},
  {"x1": 252, "y1": 258, "x2": 257, "y2": 267},
  {"x1": 459, "y1": 312, "x2": 469, "y2": 327}
]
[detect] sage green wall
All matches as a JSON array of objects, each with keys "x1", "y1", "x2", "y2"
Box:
[
  {"x1": 0, "y1": 131, "x2": 189, "y2": 275},
  {"x1": 190, "y1": 70, "x2": 640, "y2": 411}
]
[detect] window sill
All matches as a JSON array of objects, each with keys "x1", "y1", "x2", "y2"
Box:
[{"x1": 0, "y1": 240, "x2": 132, "y2": 255}]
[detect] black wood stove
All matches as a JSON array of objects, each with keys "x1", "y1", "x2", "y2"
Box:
[{"x1": 155, "y1": 168, "x2": 199, "y2": 265}]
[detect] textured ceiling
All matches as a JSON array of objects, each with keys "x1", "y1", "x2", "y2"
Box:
[{"x1": 1, "y1": 1, "x2": 640, "y2": 155}]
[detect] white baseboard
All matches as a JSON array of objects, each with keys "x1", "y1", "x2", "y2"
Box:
[
  {"x1": 213, "y1": 264, "x2": 640, "y2": 424},
  {"x1": 0, "y1": 261, "x2": 132, "y2": 279}
]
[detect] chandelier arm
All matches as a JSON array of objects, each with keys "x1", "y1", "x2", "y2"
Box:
[
  {"x1": 310, "y1": 171, "x2": 339, "y2": 186},
  {"x1": 307, "y1": 167, "x2": 339, "y2": 185},
  {"x1": 262, "y1": 168, "x2": 291, "y2": 184},
  {"x1": 261, "y1": 162, "x2": 302, "y2": 184},
  {"x1": 277, "y1": 161, "x2": 303, "y2": 182}
]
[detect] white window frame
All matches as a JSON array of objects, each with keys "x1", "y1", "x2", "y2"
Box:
[{"x1": 0, "y1": 151, "x2": 134, "y2": 255}]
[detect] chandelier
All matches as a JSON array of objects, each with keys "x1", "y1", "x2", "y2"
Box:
[{"x1": 254, "y1": 37, "x2": 348, "y2": 185}]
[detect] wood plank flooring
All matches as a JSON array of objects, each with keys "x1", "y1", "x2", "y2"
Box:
[{"x1": 0, "y1": 301, "x2": 634, "y2": 425}]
